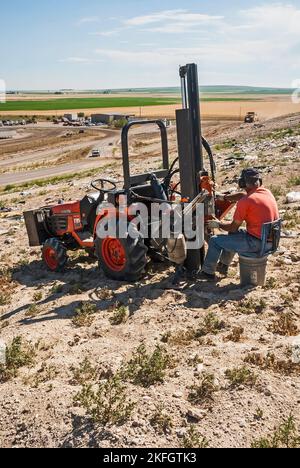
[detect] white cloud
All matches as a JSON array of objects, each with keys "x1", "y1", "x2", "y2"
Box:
[
  {"x1": 240, "y1": 3, "x2": 300, "y2": 34},
  {"x1": 125, "y1": 9, "x2": 223, "y2": 26},
  {"x1": 225, "y1": 3, "x2": 300, "y2": 64},
  {"x1": 95, "y1": 43, "x2": 258, "y2": 67},
  {"x1": 60, "y1": 57, "x2": 103, "y2": 64},
  {"x1": 78, "y1": 4, "x2": 300, "y2": 86},
  {"x1": 124, "y1": 9, "x2": 223, "y2": 34},
  {"x1": 90, "y1": 30, "x2": 120, "y2": 37},
  {"x1": 77, "y1": 16, "x2": 99, "y2": 25}
]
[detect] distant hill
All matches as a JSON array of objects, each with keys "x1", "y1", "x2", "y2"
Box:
[
  {"x1": 10, "y1": 85, "x2": 295, "y2": 95},
  {"x1": 104, "y1": 85, "x2": 295, "y2": 95}
]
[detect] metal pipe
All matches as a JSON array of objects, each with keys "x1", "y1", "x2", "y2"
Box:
[{"x1": 180, "y1": 76, "x2": 188, "y2": 109}]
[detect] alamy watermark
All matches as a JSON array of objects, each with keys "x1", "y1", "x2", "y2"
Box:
[
  {"x1": 291, "y1": 79, "x2": 300, "y2": 104},
  {"x1": 0, "y1": 79, "x2": 6, "y2": 104},
  {"x1": 0, "y1": 339, "x2": 6, "y2": 365},
  {"x1": 96, "y1": 197, "x2": 205, "y2": 250}
]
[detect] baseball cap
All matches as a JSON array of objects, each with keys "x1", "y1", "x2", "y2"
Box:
[{"x1": 242, "y1": 168, "x2": 261, "y2": 182}]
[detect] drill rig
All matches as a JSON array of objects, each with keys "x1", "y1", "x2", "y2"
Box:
[{"x1": 24, "y1": 63, "x2": 233, "y2": 280}]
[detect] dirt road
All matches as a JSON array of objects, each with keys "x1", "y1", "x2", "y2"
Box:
[{"x1": 0, "y1": 124, "x2": 169, "y2": 186}]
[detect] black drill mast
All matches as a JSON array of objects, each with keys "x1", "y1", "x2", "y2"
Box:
[{"x1": 176, "y1": 63, "x2": 205, "y2": 272}]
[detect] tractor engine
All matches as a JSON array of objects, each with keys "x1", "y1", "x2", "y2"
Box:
[{"x1": 24, "y1": 202, "x2": 82, "y2": 247}]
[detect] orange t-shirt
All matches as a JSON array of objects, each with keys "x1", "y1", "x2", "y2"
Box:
[{"x1": 234, "y1": 187, "x2": 279, "y2": 239}]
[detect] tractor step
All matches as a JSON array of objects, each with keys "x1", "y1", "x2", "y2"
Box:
[{"x1": 77, "y1": 231, "x2": 93, "y2": 243}]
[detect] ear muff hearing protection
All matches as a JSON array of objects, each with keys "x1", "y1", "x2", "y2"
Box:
[
  {"x1": 238, "y1": 170, "x2": 262, "y2": 189},
  {"x1": 238, "y1": 175, "x2": 247, "y2": 189}
]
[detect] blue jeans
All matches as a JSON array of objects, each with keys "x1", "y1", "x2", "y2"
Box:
[{"x1": 203, "y1": 230, "x2": 262, "y2": 275}]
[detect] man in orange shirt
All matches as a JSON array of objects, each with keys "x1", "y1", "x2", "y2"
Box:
[{"x1": 200, "y1": 168, "x2": 279, "y2": 280}]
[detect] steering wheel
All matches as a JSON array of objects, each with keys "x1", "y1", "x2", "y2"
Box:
[{"x1": 91, "y1": 178, "x2": 117, "y2": 194}]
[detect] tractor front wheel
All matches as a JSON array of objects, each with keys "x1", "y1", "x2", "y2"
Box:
[
  {"x1": 42, "y1": 238, "x2": 68, "y2": 272},
  {"x1": 96, "y1": 223, "x2": 148, "y2": 282}
]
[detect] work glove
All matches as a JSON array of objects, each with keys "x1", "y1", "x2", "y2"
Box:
[{"x1": 207, "y1": 219, "x2": 221, "y2": 230}]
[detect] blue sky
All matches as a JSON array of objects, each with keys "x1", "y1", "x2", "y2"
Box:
[{"x1": 1, "y1": 0, "x2": 300, "y2": 90}]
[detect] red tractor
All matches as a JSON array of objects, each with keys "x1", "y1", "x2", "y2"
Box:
[
  {"x1": 24, "y1": 64, "x2": 233, "y2": 282},
  {"x1": 24, "y1": 120, "x2": 173, "y2": 282}
]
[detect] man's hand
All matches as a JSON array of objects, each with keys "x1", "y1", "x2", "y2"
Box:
[{"x1": 207, "y1": 218, "x2": 221, "y2": 230}]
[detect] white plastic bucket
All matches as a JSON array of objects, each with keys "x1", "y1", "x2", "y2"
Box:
[{"x1": 239, "y1": 255, "x2": 268, "y2": 287}]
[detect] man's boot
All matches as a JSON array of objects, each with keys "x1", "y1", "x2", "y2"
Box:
[{"x1": 216, "y1": 262, "x2": 229, "y2": 276}]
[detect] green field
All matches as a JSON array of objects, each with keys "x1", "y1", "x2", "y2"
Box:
[
  {"x1": 0, "y1": 96, "x2": 258, "y2": 112},
  {"x1": 0, "y1": 97, "x2": 180, "y2": 112}
]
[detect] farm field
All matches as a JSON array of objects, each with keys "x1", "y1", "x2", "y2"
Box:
[
  {"x1": 0, "y1": 97, "x2": 181, "y2": 112},
  {"x1": 1, "y1": 93, "x2": 300, "y2": 121}
]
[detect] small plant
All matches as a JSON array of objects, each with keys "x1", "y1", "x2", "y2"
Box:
[
  {"x1": 74, "y1": 374, "x2": 135, "y2": 426},
  {"x1": 188, "y1": 373, "x2": 218, "y2": 405},
  {"x1": 0, "y1": 293, "x2": 9, "y2": 306},
  {"x1": 0, "y1": 267, "x2": 14, "y2": 305},
  {"x1": 25, "y1": 363, "x2": 58, "y2": 388},
  {"x1": 225, "y1": 366, "x2": 257, "y2": 388},
  {"x1": 0, "y1": 319, "x2": 9, "y2": 330},
  {"x1": 0, "y1": 336, "x2": 36, "y2": 382},
  {"x1": 0, "y1": 267, "x2": 13, "y2": 285},
  {"x1": 244, "y1": 352, "x2": 299, "y2": 376},
  {"x1": 150, "y1": 405, "x2": 173, "y2": 435},
  {"x1": 112, "y1": 118, "x2": 128, "y2": 129},
  {"x1": 283, "y1": 209, "x2": 300, "y2": 229},
  {"x1": 269, "y1": 313, "x2": 299, "y2": 337},
  {"x1": 215, "y1": 139, "x2": 236, "y2": 151},
  {"x1": 280, "y1": 293, "x2": 294, "y2": 307},
  {"x1": 161, "y1": 328, "x2": 196, "y2": 346},
  {"x1": 263, "y1": 277, "x2": 277, "y2": 290},
  {"x1": 68, "y1": 283, "x2": 89, "y2": 295},
  {"x1": 187, "y1": 354, "x2": 204, "y2": 367},
  {"x1": 98, "y1": 287, "x2": 114, "y2": 301},
  {"x1": 182, "y1": 426, "x2": 209, "y2": 449},
  {"x1": 71, "y1": 357, "x2": 98, "y2": 385},
  {"x1": 196, "y1": 312, "x2": 226, "y2": 338},
  {"x1": 288, "y1": 176, "x2": 300, "y2": 187},
  {"x1": 270, "y1": 185, "x2": 283, "y2": 200},
  {"x1": 72, "y1": 302, "x2": 97, "y2": 328},
  {"x1": 25, "y1": 304, "x2": 40, "y2": 318},
  {"x1": 109, "y1": 304, "x2": 130, "y2": 326},
  {"x1": 252, "y1": 415, "x2": 300, "y2": 448},
  {"x1": 33, "y1": 291, "x2": 43, "y2": 302},
  {"x1": 122, "y1": 344, "x2": 170, "y2": 388},
  {"x1": 238, "y1": 298, "x2": 267, "y2": 315},
  {"x1": 224, "y1": 326, "x2": 244, "y2": 343},
  {"x1": 254, "y1": 407, "x2": 264, "y2": 421},
  {"x1": 50, "y1": 283, "x2": 64, "y2": 295}
]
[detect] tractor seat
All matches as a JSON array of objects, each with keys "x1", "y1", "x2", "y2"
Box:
[
  {"x1": 131, "y1": 184, "x2": 157, "y2": 198},
  {"x1": 80, "y1": 194, "x2": 100, "y2": 230}
]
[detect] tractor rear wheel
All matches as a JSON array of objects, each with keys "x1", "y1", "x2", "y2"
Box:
[
  {"x1": 42, "y1": 238, "x2": 68, "y2": 272},
  {"x1": 96, "y1": 223, "x2": 148, "y2": 282}
]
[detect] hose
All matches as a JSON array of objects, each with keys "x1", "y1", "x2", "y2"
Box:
[{"x1": 202, "y1": 136, "x2": 216, "y2": 184}]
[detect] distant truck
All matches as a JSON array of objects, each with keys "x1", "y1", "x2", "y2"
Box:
[
  {"x1": 91, "y1": 149, "x2": 101, "y2": 158},
  {"x1": 64, "y1": 113, "x2": 78, "y2": 122},
  {"x1": 244, "y1": 112, "x2": 258, "y2": 123}
]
